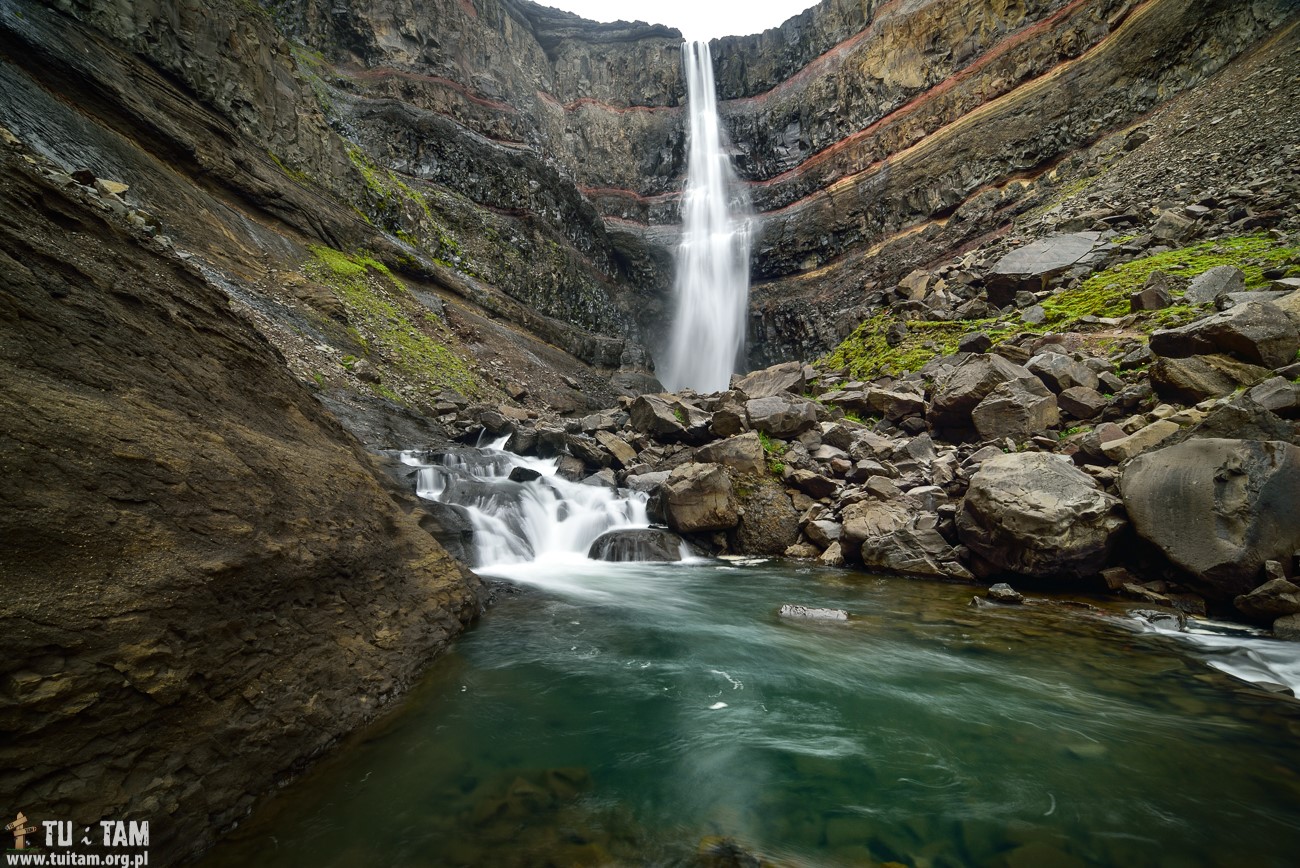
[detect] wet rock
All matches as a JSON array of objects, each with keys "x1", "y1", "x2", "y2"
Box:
[
  {"x1": 745, "y1": 395, "x2": 819, "y2": 437},
  {"x1": 507, "y1": 466, "x2": 543, "y2": 483},
  {"x1": 817, "y1": 541, "x2": 846, "y2": 566},
  {"x1": 1150, "y1": 354, "x2": 1273, "y2": 404},
  {"x1": 1129, "y1": 608, "x2": 1188, "y2": 631},
  {"x1": 1149, "y1": 301, "x2": 1300, "y2": 369},
  {"x1": 1120, "y1": 439, "x2": 1300, "y2": 598},
  {"x1": 958, "y1": 453, "x2": 1126, "y2": 578},
  {"x1": 695, "y1": 432, "x2": 766, "y2": 476},
  {"x1": 588, "y1": 528, "x2": 686, "y2": 562},
  {"x1": 778, "y1": 604, "x2": 849, "y2": 621},
  {"x1": 987, "y1": 582, "x2": 1024, "y2": 603},
  {"x1": 732, "y1": 361, "x2": 804, "y2": 398},
  {"x1": 1274, "y1": 614, "x2": 1300, "y2": 641},
  {"x1": 1183, "y1": 265, "x2": 1245, "y2": 304},
  {"x1": 784, "y1": 542, "x2": 821, "y2": 558},
  {"x1": 1234, "y1": 576, "x2": 1300, "y2": 622},
  {"x1": 972, "y1": 377, "x2": 1059, "y2": 442}
]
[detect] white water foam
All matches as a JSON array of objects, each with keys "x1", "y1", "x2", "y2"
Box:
[
  {"x1": 1129, "y1": 616, "x2": 1300, "y2": 695},
  {"x1": 659, "y1": 40, "x2": 753, "y2": 393}
]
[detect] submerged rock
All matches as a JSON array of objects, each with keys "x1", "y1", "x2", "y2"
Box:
[
  {"x1": 778, "y1": 604, "x2": 849, "y2": 621},
  {"x1": 588, "y1": 528, "x2": 687, "y2": 562}
]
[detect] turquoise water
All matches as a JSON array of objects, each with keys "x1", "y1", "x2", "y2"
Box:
[{"x1": 201, "y1": 560, "x2": 1300, "y2": 867}]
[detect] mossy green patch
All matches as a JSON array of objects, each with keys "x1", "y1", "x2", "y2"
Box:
[
  {"x1": 306, "y1": 246, "x2": 477, "y2": 398},
  {"x1": 1041, "y1": 233, "x2": 1300, "y2": 329},
  {"x1": 821, "y1": 313, "x2": 1015, "y2": 380}
]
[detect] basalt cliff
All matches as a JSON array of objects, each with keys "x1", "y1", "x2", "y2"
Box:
[{"x1": 2, "y1": 0, "x2": 1299, "y2": 862}]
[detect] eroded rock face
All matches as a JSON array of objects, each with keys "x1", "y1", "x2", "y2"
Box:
[
  {"x1": 1119, "y1": 439, "x2": 1300, "y2": 598},
  {"x1": 957, "y1": 453, "x2": 1126, "y2": 578},
  {"x1": 661, "y1": 462, "x2": 739, "y2": 533},
  {"x1": 0, "y1": 158, "x2": 481, "y2": 862}
]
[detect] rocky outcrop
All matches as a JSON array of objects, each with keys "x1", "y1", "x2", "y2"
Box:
[
  {"x1": 1120, "y1": 439, "x2": 1300, "y2": 598},
  {"x1": 660, "y1": 463, "x2": 740, "y2": 533},
  {"x1": 957, "y1": 453, "x2": 1126, "y2": 579},
  {"x1": 0, "y1": 152, "x2": 481, "y2": 862}
]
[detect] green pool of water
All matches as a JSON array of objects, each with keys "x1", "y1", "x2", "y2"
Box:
[{"x1": 200, "y1": 560, "x2": 1300, "y2": 867}]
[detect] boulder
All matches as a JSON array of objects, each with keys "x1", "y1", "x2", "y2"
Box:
[
  {"x1": 746, "y1": 395, "x2": 819, "y2": 437},
  {"x1": 1058, "y1": 386, "x2": 1107, "y2": 419},
  {"x1": 804, "y1": 519, "x2": 842, "y2": 548},
  {"x1": 865, "y1": 387, "x2": 926, "y2": 422},
  {"x1": 1149, "y1": 301, "x2": 1300, "y2": 369},
  {"x1": 986, "y1": 232, "x2": 1108, "y2": 305},
  {"x1": 790, "y1": 469, "x2": 838, "y2": 499},
  {"x1": 1233, "y1": 576, "x2": 1300, "y2": 623},
  {"x1": 661, "y1": 463, "x2": 739, "y2": 533},
  {"x1": 1249, "y1": 377, "x2": 1300, "y2": 418},
  {"x1": 507, "y1": 466, "x2": 543, "y2": 483},
  {"x1": 593, "y1": 430, "x2": 638, "y2": 468},
  {"x1": 625, "y1": 470, "x2": 670, "y2": 494},
  {"x1": 899, "y1": 268, "x2": 931, "y2": 300},
  {"x1": 695, "y1": 432, "x2": 767, "y2": 476},
  {"x1": 1131, "y1": 271, "x2": 1174, "y2": 312},
  {"x1": 1099, "y1": 420, "x2": 1181, "y2": 462},
  {"x1": 840, "y1": 499, "x2": 972, "y2": 580},
  {"x1": 957, "y1": 452, "x2": 1126, "y2": 578},
  {"x1": 972, "y1": 378, "x2": 1059, "y2": 442},
  {"x1": 733, "y1": 361, "x2": 805, "y2": 398},
  {"x1": 1183, "y1": 265, "x2": 1245, "y2": 304},
  {"x1": 1150, "y1": 355, "x2": 1273, "y2": 404},
  {"x1": 730, "y1": 482, "x2": 800, "y2": 555},
  {"x1": 629, "y1": 395, "x2": 687, "y2": 439},
  {"x1": 1026, "y1": 352, "x2": 1100, "y2": 394},
  {"x1": 1274, "y1": 614, "x2": 1300, "y2": 641},
  {"x1": 588, "y1": 528, "x2": 687, "y2": 563},
  {"x1": 1119, "y1": 438, "x2": 1300, "y2": 598},
  {"x1": 928, "y1": 354, "x2": 1039, "y2": 433},
  {"x1": 987, "y1": 583, "x2": 1024, "y2": 604},
  {"x1": 818, "y1": 542, "x2": 846, "y2": 567}
]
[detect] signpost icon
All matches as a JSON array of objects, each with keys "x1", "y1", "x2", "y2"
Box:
[{"x1": 6, "y1": 813, "x2": 38, "y2": 850}]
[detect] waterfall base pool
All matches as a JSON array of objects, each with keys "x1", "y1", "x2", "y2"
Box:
[{"x1": 201, "y1": 560, "x2": 1300, "y2": 867}]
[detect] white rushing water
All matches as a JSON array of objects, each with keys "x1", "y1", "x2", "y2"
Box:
[
  {"x1": 659, "y1": 40, "x2": 753, "y2": 394},
  {"x1": 402, "y1": 440, "x2": 649, "y2": 573}
]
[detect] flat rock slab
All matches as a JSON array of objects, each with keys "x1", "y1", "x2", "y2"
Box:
[{"x1": 779, "y1": 604, "x2": 850, "y2": 621}]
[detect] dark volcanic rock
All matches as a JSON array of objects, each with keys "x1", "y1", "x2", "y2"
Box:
[
  {"x1": 1183, "y1": 265, "x2": 1245, "y2": 304},
  {"x1": 745, "y1": 395, "x2": 820, "y2": 437},
  {"x1": 730, "y1": 481, "x2": 800, "y2": 555},
  {"x1": 928, "y1": 354, "x2": 1039, "y2": 436},
  {"x1": 972, "y1": 377, "x2": 1060, "y2": 442},
  {"x1": 588, "y1": 528, "x2": 687, "y2": 562},
  {"x1": 985, "y1": 232, "x2": 1108, "y2": 305},
  {"x1": 1120, "y1": 439, "x2": 1300, "y2": 598},
  {"x1": 1150, "y1": 355, "x2": 1274, "y2": 404},
  {"x1": 661, "y1": 463, "x2": 739, "y2": 533},
  {"x1": 1149, "y1": 302, "x2": 1300, "y2": 369},
  {"x1": 957, "y1": 453, "x2": 1126, "y2": 579}
]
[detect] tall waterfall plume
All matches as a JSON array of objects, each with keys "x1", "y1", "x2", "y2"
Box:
[{"x1": 659, "y1": 40, "x2": 753, "y2": 394}]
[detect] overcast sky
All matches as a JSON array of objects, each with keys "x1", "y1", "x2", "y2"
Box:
[{"x1": 540, "y1": 1, "x2": 817, "y2": 41}]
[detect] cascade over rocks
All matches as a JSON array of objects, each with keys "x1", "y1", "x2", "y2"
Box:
[
  {"x1": 1119, "y1": 439, "x2": 1300, "y2": 598},
  {"x1": 588, "y1": 528, "x2": 687, "y2": 563},
  {"x1": 957, "y1": 453, "x2": 1126, "y2": 579}
]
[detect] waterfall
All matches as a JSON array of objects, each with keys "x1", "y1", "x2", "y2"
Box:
[
  {"x1": 659, "y1": 40, "x2": 753, "y2": 394},
  {"x1": 402, "y1": 441, "x2": 649, "y2": 571}
]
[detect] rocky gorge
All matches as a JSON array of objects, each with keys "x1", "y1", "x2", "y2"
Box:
[{"x1": 3, "y1": 0, "x2": 1300, "y2": 863}]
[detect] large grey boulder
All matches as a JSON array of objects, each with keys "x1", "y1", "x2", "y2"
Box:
[
  {"x1": 661, "y1": 462, "x2": 739, "y2": 533},
  {"x1": 746, "y1": 395, "x2": 819, "y2": 437},
  {"x1": 1233, "y1": 577, "x2": 1300, "y2": 623},
  {"x1": 985, "y1": 232, "x2": 1109, "y2": 305},
  {"x1": 1183, "y1": 265, "x2": 1245, "y2": 304},
  {"x1": 928, "y1": 354, "x2": 1039, "y2": 433},
  {"x1": 957, "y1": 453, "x2": 1126, "y2": 578},
  {"x1": 840, "y1": 499, "x2": 972, "y2": 580},
  {"x1": 1120, "y1": 439, "x2": 1300, "y2": 598},
  {"x1": 629, "y1": 395, "x2": 687, "y2": 439},
  {"x1": 695, "y1": 432, "x2": 766, "y2": 476},
  {"x1": 731, "y1": 482, "x2": 800, "y2": 555},
  {"x1": 588, "y1": 528, "x2": 687, "y2": 563},
  {"x1": 972, "y1": 378, "x2": 1060, "y2": 442},
  {"x1": 1149, "y1": 301, "x2": 1300, "y2": 369},
  {"x1": 1026, "y1": 352, "x2": 1100, "y2": 394},
  {"x1": 733, "y1": 361, "x2": 805, "y2": 399},
  {"x1": 1150, "y1": 354, "x2": 1273, "y2": 404}
]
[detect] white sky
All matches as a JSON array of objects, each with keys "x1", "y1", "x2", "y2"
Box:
[{"x1": 539, "y1": 1, "x2": 817, "y2": 41}]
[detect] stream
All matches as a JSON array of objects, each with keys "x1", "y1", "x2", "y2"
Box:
[{"x1": 200, "y1": 444, "x2": 1300, "y2": 867}]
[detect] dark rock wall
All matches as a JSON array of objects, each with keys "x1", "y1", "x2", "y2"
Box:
[{"x1": 0, "y1": 152, "x2": 481, "y2": 862}]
